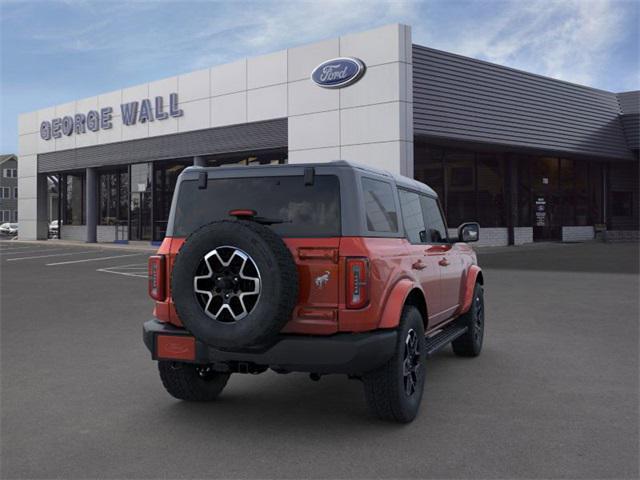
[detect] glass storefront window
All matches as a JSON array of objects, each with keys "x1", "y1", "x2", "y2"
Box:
[
  {"x1": 516, "y1": 157, "x2": 532, "y2": 227},
  {"x1": 589, "y1": 162, "x2": 604, "y2": 225},
  {"x1": 415, "y1": 141, "x2": 609, "y2": 238},
  {"x1": 98, "y1": 169, "x2": 128, "y2": 225},
  {"x1": 414, "y1": 144, "x2": 444, "y2": 202},
  {"x1": 444, "y1": 151, "x2": 476, "y2": 228},
  {"x1": 62, "y1": 173, "x2": 85, "y2": 225},
  {"x1": 477, "y1": 154, "x2": 505, "y2": 227}
]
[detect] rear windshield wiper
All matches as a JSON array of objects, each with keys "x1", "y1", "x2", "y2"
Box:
[{"x1": 228, "y1": 209, "x2": 290, "y2": 225}]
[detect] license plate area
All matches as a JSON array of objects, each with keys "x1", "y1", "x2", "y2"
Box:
[{"x1": 156, "y1": 335, "x2": 196, "y2": 361}]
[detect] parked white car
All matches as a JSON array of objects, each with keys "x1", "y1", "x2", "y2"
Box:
[
  {"x1": 49, "y1": 220, "x2": 60, "y2": 238},
  {"x1": 0, "y1": 223, "x2": 18, "y2": 236}
]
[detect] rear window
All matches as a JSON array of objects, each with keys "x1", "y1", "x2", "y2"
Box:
[{"x1": 172, "y1": 175, "x2": 341, "y2": 237}]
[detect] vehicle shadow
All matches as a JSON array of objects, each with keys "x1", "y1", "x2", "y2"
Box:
[{"x1": 148, "y1": 352, "x2": 465, "y2": 436}]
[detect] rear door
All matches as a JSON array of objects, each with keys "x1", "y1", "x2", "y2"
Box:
[
  {"x1": 420, "y1": 195, "x2": 461, "y2": 322},
  {"x1": 398, "y1": 189, "x2": 443, "y2": 325}
]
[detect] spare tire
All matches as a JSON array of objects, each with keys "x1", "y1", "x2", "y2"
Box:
[{"x1": 171, "y1": 220, "x2": 298, "y2": 349}]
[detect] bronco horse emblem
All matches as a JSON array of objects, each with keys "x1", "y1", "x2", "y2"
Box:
[{"x1": 315, "y1": 271, "x2": 331, "y2": 289}]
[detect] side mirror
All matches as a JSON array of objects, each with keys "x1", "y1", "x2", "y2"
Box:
[{"x1": 458, "y1": 222, "x2": 480, "y2": 243}]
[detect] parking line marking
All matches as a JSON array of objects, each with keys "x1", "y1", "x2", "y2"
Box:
[
  {"x1": 1, "y1": 248, "x2": 70, "y2": 256},
  {"x1": 7, "y1": 250, "x2": 100, "y2": 262},
  {"x1": 0, "y1": 247, "x2": 50, "y2": 253},
  {"x1": 97, "y1": 268, "x2": 148, "y2": 278},
  {"x1": 46, "y1": 253, "x2": 143, "y2": 266}
]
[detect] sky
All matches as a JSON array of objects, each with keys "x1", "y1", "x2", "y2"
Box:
[{"x1": 1, "y1": 0, "x2": 638, "y2": 153}]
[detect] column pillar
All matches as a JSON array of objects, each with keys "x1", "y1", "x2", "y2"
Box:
[
  {"x1": 85, "y1": 167, "x2": 97, "y2": 243},
  {"x1": 193, "y1": 156, "x2": 206, "y2": 167},
  {"x1": 36, "y1": 173, "x2": 49, "y2": 239},
  {"x1": 507, "y1": 156, "x2": 518, "y2": 246}
]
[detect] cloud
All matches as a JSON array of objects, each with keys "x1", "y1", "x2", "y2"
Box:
[{"x1": 414, "y1": 0, "x2": 637, "y2": 89}]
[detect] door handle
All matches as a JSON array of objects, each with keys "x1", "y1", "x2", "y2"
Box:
[
  {"x1": 438, "y1": 258, "x2": 450, "y2": 267},
  {"x1": 412, "y1": 260, "x2": 426, "y2": 270}
]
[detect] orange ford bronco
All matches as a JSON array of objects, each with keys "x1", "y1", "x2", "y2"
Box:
[{"x1": 144, "y1": 161, "x2": 484, "y2": 422}]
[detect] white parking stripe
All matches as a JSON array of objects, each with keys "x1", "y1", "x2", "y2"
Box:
[
  {"x1": 97, "y1": 262, "x2": 148, "y2": 278},
  {"x1": 0, "y1": 247, "x2": 50, "y2": 253},
  {"x1": 97, "y1": 268, "x2": 148, "y2": 278},
  {"x1": 46, "y1": 253, "x2": 143, "y2": 266},
  {"x1": 1, "y1": 248, "x2": 71, "y2": 256},
  {"x1": 6, "y1": 250, "x2": 99, "y2": 262}
]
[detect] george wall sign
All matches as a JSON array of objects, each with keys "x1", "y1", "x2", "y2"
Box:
[
  {"x1": 40, "y1": 93, "x2": 184, "y2": 141},
  {"x1": 311, "y1": 57, "x2": 366, "y2": 89}
]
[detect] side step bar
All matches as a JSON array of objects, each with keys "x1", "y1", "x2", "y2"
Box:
[{"x1": 425, "y1": 324, "x2": 468, "y2": 357}]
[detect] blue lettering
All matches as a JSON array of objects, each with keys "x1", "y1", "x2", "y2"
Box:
[
  {"x1": 40, "y1": 121, "x2": 52, "y2": 140},
  {"x1": 100, "y1": 107, "x2": 113, "y2": 129},
  {"x1": 74, "y1": 114, "x2": 86, "y2": 134},
  {"x1": 138, "y1": 99, "x2": 153, "y2": 123},
  {"x1": 62, "y1": 116, "x2": 74, "y2": 136},
  {"x1": 155, "y1": 96, "x2": 168, "y2": 120},
  {"x1": 169, "y1": 93, "x2": 183, "y2": 117},
  {"x1": 87, "y1": 111, "x2": 100, "y2": 132},
  {"x1": 121, "y1": 102, "x2": 138, "y2": 125},
  {"x1": 51, "y1": 118, "x2": 62, "y2": 139}
]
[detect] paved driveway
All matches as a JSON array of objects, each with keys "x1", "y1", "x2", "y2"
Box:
[{"x1": 1, "y1": 240, "x2": 638, "y2": 479}]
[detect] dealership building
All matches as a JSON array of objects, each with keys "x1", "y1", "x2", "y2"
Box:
[{"x1": 17, "y1": 24, "x2": 639, "y2": 245}]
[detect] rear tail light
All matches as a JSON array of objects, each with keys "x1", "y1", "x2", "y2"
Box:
[
  {"x1": 346, "y1": 257, "x2": 369, "y2": 309},
  {"x1": 148, "y1": 255, "x2": 166, "y2": 301}
]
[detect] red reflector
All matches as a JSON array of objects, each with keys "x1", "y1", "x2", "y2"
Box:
[
  {"x1": 156, "y1": 335, "x2": 196, "y2": 361},
  {"x1": 229, "y1": 209, "x2": 256, "y2": 217},
  {"x1": 346, "y1": 257, "x2": 369, "y2": 309},
  {"x1": 148, "y1": 255, "x2": 166, "y2": 301}
]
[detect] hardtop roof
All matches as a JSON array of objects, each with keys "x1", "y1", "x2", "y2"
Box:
[{"x1": 184, "y1": 160, "x2": 438, "y2": 198}]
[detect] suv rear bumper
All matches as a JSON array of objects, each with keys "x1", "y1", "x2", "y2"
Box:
[{"x1": 143, "y1": 319, "x2": 397, "y2": 375}]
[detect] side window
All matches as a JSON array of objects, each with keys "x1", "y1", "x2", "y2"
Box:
[
  {"x1": 420, "y1": 196, "x2": 448, "y2": 243},
  {"x1": 399, "y1": 189, "x2": 427, "y2": 243},
  {"x1": 361, "y1": 177, "x2": 398, "y2": 233}
]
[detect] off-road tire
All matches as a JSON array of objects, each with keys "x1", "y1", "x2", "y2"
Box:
[
  {"x1": 362, "y1": 305, "x2": 426, "y2": 423},
  {"x1": 158, "y1": 361, "x2": 230, "y2": 401},
  {"x1": 452, "y1": 283, "x2": 484, "y2": 357},
  {"x1": 171, "y1": 220, "x2": 298, "y2": 349}
]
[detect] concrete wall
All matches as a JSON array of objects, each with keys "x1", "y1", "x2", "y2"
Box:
[
  {"x1": 562, "y1": 226, "x2": 594, "y2": 242},
  {"x1": 60, "y1": 225, "x2": 85, "y2": 241},
  {"x1": 287, "y1": 24, "x2": 413, "y2": 175},
  {"x1": 514, "y1": 227, "x2": 533, "y2": 245},
  {"x1": 17, "y1": 23, "x2": 413, "y2": 240},
  {"x1": 448, "y1": 227, "x2": 511, "y2": 247}
]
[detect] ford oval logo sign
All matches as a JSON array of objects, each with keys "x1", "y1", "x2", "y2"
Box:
[{"x1": 311, "y1": 57, "x2": 366, "y2": 89}]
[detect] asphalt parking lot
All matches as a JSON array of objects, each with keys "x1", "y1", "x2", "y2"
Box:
[{"x1": 1, "y1": 240, "x2": 638, "y2": 479}]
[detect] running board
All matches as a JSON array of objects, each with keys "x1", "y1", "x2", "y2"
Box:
[{"x1": 425, "y1": 324, "x2": 468, "y2": 357}]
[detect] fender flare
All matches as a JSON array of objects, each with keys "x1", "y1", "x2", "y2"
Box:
[
  {"x1": 378, "y1": 278, "x2": 424, "y2": 329},
  {"x1": 459, "y1": 265, "x2": 483, "y2": 315}
]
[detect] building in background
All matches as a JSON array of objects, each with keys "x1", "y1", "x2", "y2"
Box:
[
  {"x1": 0, "y1": 154, "x2": 18, "y2": 225},
  {"x1": 17, "y1": 24, "x2": 639, "y2": 245}
]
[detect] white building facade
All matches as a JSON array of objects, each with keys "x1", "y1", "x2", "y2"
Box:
[{"x1": 17, "y1": 24, "x2": 639, "y2": 245}]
